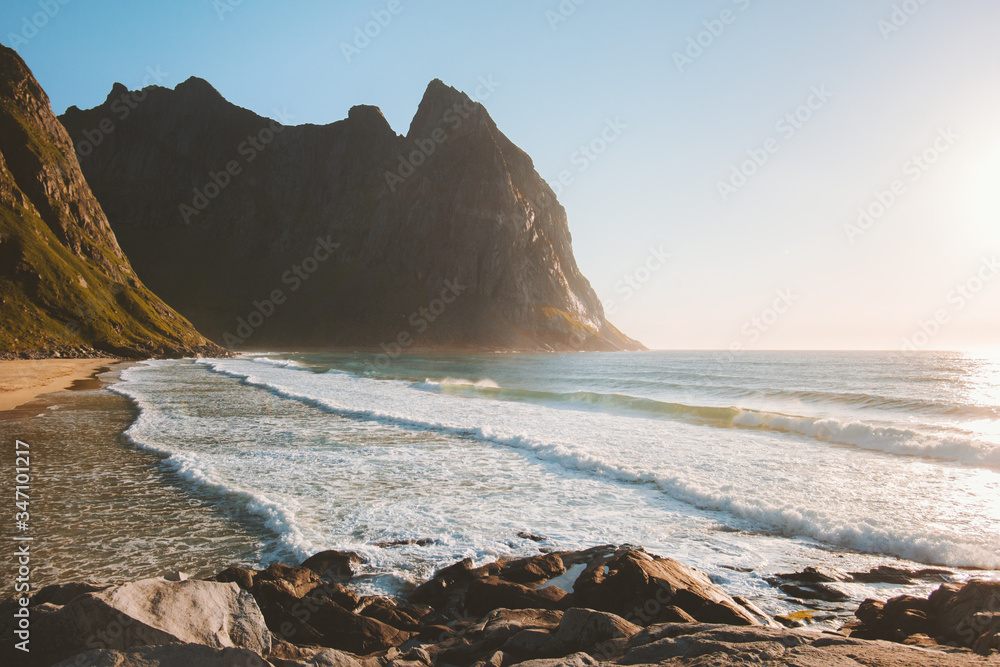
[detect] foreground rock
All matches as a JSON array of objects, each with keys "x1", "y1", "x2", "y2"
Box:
[
  {"x1": 3, "y1": 545, "x2": 998, "y2": 666},
  {"x1": 847, "y1": 579, "x2": 1000, "y2": 654},
  {"x1": 410, "y1": 545, "x2": 763, "y2": 629},
  {"x1": 570, "y1": 547, "x2": 763, "y2": 627},
  {"x1": 0, "y1": 577, "x2": 269, "y2": 666}
]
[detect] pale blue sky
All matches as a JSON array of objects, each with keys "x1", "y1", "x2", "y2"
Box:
[{"x1": 4, "y1": 0, "x2": 999, "y2": 351}]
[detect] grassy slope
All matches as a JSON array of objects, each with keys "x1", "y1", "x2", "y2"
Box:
[{"x1": 0, "y1": 44, "x2": 222, "y2": 359}]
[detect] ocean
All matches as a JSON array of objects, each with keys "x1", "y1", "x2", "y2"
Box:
[{"x1": 5, "y1": 351, "x2": 999, "y2": 618}]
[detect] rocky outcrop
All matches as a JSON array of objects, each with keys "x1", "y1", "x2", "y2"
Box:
[
  {"x1": 4, "y1": 546, "x2": 997, "y2": 666},
  {"x1": 58, "y1": 77, "x2": 644, "y2": 352},
  {"x1": 0, "y1": 576, "x2": 269, "y2": 666},
  {"x1": 847, "y1": 580, "x2": 1000, "y2": 655},
  {"x1": 0, "y1": 42, "x2": 225, "y2": 359},
  {"x1": 569, "y1": 547, "x2": 763, "y2": 627}
]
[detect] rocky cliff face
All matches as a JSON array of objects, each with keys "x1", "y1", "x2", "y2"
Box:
[
  {"x1": 0, "y1": 44, "x2": 224, "y2": 359},
  {"x1": 59, "y1": 77, "x2": 643, "y2": 351}
]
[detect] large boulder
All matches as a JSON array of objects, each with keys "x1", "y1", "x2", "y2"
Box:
[
  {"x1": 546, "y1": 608, "x2": 641, "y2": 659},
  {"x1": 257, "y1": 564, "x2": 322, "y2": 598},
  {"x1": 270, "y1": 594, "x2": 412, "y2": 655},
  {"x1": 409, "y1": 557, "x2": 500, "y2": 617},
  {"x1": 466, "y1": 577, "x2": 568, "y2": 617},
  {"x1": 850, "y1": 595, "x2": 934, "y2": 642},
  {"x1": 500, "y1": 554, "x2": 567, "y2": 587},
  {"x1": 848, "y1": 579, "x2": 1000, "y2": 654},
  {"x1": 300, "y1": 551, "x2": 365, "y2": 581},
  {"x1": 1, "y1": 578, "x2": 269, "y2": 667},
  {"x1": 570, "y1": 548, "x2": 761, "y2": 626},
  {"x1": 936, "y1": 580, "x2": 1000, "y2": 653}
]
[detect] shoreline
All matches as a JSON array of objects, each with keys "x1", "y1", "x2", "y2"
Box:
[
  {"x1": 2, "y1": 544, "x2": 997, "y2": 665},
  {"x1": 1, "y1": 355, "x2": 996, "y2": 665},
  {"x1": 0, "y1": 358, "x2": 119, "y2": 412}
]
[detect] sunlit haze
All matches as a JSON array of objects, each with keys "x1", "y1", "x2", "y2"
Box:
[{"x1": 4, "y1": 0, "x2": 998, "y2": 351}]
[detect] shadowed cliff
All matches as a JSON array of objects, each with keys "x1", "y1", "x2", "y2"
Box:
[{"x1": 60, "y1": 77, "x2": 644, "y2": 352}]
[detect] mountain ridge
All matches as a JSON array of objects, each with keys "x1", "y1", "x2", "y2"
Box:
[{"x1": 59, "y1": 75, "x2": 645, "y2": 352}]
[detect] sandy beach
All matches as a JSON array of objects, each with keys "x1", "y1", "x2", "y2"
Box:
[{"x1": 0, "y1": 358, "x2": 116, "y2": 411}]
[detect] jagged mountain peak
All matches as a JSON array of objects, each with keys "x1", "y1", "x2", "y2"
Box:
[
  {"x1": 106, "y1": 82, "x2": 129, "y2": 101},
  {"x1": 406, "y1": 78, "x2": 490, "y2": 141},
  {"x1": 175, "y1": 75, "x2": 225, "y2": 99},
  {"x1": 59, "y1": 75, "x2": 644, "y2": 352}
]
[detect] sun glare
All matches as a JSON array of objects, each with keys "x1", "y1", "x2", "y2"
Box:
[{"x1": 966, "y1": 143, "x2": 1000, "y2": 234}]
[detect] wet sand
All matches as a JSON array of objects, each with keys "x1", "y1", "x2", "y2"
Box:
[
  {"x1": 0, "y1": 370, "x2": 264, "y2": 598},
  {"x1": 0, "y1": 359, "x2": 116, "y2": 411}
]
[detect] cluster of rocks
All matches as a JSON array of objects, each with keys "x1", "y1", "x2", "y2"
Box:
[
  {"x1": 2, "y1": 545, "x2": 998, "y2": 666},
  {"x1": 844, "y1": 579, "x2": 1000, "y2": 654},
  {"x1": 769, "y1": 564, "x2": 956, "y2": 606}
]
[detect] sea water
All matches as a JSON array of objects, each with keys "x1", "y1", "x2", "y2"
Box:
[{"x1": 100, "y1": 350, "x2": 1000, "y2": 616}]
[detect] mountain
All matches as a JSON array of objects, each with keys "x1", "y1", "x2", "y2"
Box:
[
  {"x1": 59, "y1": 77, "x2": 644, "y2": 352},
  {"x1": 0, "y1": 44, "x2": 225, "y2": 359}
]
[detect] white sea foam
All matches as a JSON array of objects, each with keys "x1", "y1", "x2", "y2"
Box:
[
  {"x1": 412, "y1": 375, "x2": 1000, "y2": 468},
  {"x1": 110, "y1": 364, "x2": 317, "y2": 562},
  {"x1": 189, "y1": 357, "x2": 1000, "y2": 570},
  {"x1": 730, "y1": 412, "x2": 1000, "y2": 468}
]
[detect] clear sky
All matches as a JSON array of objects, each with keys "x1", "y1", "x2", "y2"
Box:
[{"x1": 3, "y1": 0, "x2": 998, "y2": 351}]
